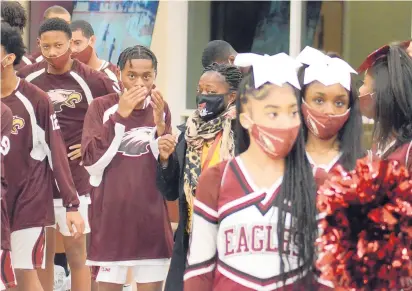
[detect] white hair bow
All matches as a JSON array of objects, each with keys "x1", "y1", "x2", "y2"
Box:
[
  {"x1": 234, "y1": 52, "x2": 302, "y2": 89},
  {"x1": 296, "y1": 46, "x2": 357, "y2": 91}
]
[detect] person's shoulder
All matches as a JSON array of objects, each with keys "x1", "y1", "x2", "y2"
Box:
[
  {"x1": 91, "y1": 92, "x2": 119, "y2": 109},
  {"x1": 72, "y1": 59, "x2": 109, "y2": 81},
  {"x1": 29, "y1": 51, "x2": 43, "y2": 63},
  {"x1": 18, "y1": 61, "x2": 47, "y2": 79},
  {"x1": 100, "y1": 61, "x2": 120, "y2": 84},
  {"x1": 1, "y1": 102, "x2": 12, "y2": 119},
  {"x1": 18, "y1": 79, "x2": 52, "y2": 106},
  {"x1": 199, "y1": 160, "x2": 229, "y2": 185},
  {"x1": 104, "y1": 61, "x2": 118, "y2": 72}
]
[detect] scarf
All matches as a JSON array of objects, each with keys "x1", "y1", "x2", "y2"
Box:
[{"x1": 183, "y1": 105, "x2": 236, "y2": 233}]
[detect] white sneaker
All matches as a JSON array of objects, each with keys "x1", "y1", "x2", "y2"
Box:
[
  {"x1": 123, "y1": 284, "x2": 132, "y2": 291},
  {"x1": 54, "y1": 265, "x2": 71, "y2": 291}
]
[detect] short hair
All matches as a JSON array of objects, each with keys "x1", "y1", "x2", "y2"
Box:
[
  {"x1": 39, "y1": 18, "x2": 72, "y2": 39},
  {"x1": 117, "y1": 45, "x2": 158, "y2": 72},
  {"x1": 44, "y1": 5, "x2": 70, "y2": 20},
  {"x1": 70, "y1": 20, "x2": 94, "y2": 38},
  {"x1": 1, "y1": 1, "x2": 27, "y2": 31},
  {"x1": 201, "y1": 40, "x2": 237, "y2": 68},
  {"x1": 202, "y1": 63, "x2": 242, "y2": 91},
  {"x1": 1, "y1": 22, "x2": 25, "y2": 65}
]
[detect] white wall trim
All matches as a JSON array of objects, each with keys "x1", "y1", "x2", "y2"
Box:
[
  {"x1": 167, "y1": 0, "x2": 189, "y2": 130},
  {"x1": 289, "y1": 1, "x2": 304, "y2": 57}
]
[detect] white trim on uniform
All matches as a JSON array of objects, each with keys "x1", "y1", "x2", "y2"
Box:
[
  {"x1": 93, "y1": 263, "x2": 169, "y2": 284},
  {"x1": 104, "y1": 68, "x2": 121, "y2": 93},
  {"x1": 236, "y1": 156, "x2": 283, "y2": 196},
  {"x1": 86, "y1": 258, "x2": 170, "y2": 267},
  {"x1": 104, "y1": 68, "x2": 118, "y2": 83},
  {"x1": 217, "y1": 264, "x2": 306, "y2": 291},
  {"x1": 85, "y1": 122, "x2": 126, "y2": 187},
  {"x1": 15, "y1": 89, "x2": 75, "y2": 201},
  {"x1": 103, "y1": 104, "x2": 118, "y2": 123},
  {"x1": 306, "y1": 152, "x2": 343, "y2": 174},
  {"x1": 35, "y1": 55, "x2": 44, "y2": 63},
  {"x1": 217, "y1": 191, "x2": 264, "y2": 217},
  {"x1": 98, "y1": 60, "x2": 108, "y2": 71},
  {"x1": 15, "y1": 91, "x2": 47, "y2": 162},
  {"x1": 25, "y1": 68, "x2": 46, "y2": 82},
  {"x1": 183, "y1": 263, "x2": 215, "y2": 281},
  {"x1": 10, "y1": 227, "x2": 46, "y2": 270},
  {"x1": 70, "y1": 71, "x2": 93, "y2": 104},
  {"x1": 21, "y1": 55, "x2": 33, "y2": 65},
  {"x1": 193, "y1": 200, "x2": 218, "y2": 218}
]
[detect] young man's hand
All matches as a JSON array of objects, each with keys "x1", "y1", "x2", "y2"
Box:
[
  {"x1": 117, "y1": 86, "x2": 148, "y2": 118},
  {"x1": 66, "y1": 211, "x2": 85, "y2": 239},
  {"x1": 151, "y1": 88, "x2": 166, "y2": 136},
  {"x1": 158, "y1": 134, "x2": 176, "y2": 165}
]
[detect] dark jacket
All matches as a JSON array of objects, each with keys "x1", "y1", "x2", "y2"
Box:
[{"x1": 156, "y1": 122, "x2": 236, "y2": 291}]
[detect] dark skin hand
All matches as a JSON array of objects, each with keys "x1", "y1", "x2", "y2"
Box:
[
  {"x1": 66, "y1": 211, "x2": 85, "y2": 239},
  {"x1": 158, "y1": 134, "x2": 177, "y2": 163},
  {"x1": 117, "y1": 86, "x2": 148, "y2": 118},
  {"x1": 68, "y1": 144, "x2": 82, "y2": 161},
  {"x1": 151, "y1": 88, "x2": 166, "y2": 136}
]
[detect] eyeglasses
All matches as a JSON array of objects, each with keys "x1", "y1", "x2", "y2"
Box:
[{"x1": 357, "y1": 40, "x2": 411, "y2": 73}]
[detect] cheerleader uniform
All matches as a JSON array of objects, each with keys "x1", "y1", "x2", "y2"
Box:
[{"x1": 183, "y1": 157, "x2": 313, "y2": 291}]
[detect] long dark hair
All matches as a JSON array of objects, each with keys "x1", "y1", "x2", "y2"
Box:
[
  {"x1": 370, "y1": 44, "x2": 412, "y2": 157},
  {"x1": 235, "y1": 73, "x2": 317, "y2": 284},
  {"x1": 297, "y1": 53, "x2": 366, "y2": 170}
]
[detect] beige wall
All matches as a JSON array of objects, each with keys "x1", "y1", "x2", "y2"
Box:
[
  {"x1": 312, "y1": 2, "x2": 343, "y2": 55},
  {"x1": 151, "y1": 1, "x2": 189, "y2": 129},
  {"x1": 17, "y1": 0, "x2": 30, "y2": 45},
  {"x1": 343, "y1": 1, "x2": 412, "y2": 68}
]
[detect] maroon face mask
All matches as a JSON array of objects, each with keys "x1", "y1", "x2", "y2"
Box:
[
  {"x1": 358, "y1": 92, "x2": 375, "y2": 119},
  {"x1": 249, "y1": 121, "x2": 300, "y2": 160},
  {"x1": 43, "y1": 48, "x2": 71, "y2": 70},
  {"x1": 301, "y1": 101, "x2": 350, "y2": 140},
  {"x1": 71, "y1": 45, "x2": 93, "y2": 64}
]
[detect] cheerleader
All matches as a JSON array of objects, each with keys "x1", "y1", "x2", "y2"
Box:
[
  {"x1": 358, "y1": 43, "x2": 412, "y2": 291},
  {"x1": 294, "y1": 47, "x2": 365, "y2": 290},
  {"x1": 183, "y1": 53, "x2": 317, "y2": 291},
  {"x1": 296, "y1": 47, "x2": 365, "y2": 189},
  {"x1": 358, "y1": 42, "x2": 412, "y2": 172}
]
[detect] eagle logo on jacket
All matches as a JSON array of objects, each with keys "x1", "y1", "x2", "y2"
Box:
[
  {"x1": 118, "y1": 127, "x2": 154, "y2": 157},
  {"x1": 47, "y1": 89, "x2": 82, "y2": 113},
  {"x1": 11, "y1": 116, "x2": 25, "y2": 135}
]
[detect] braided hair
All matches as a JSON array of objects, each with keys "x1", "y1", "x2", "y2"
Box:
[
  {"x1": 202, "y1": 62, "x2": 242, "y2": 91},
  {"x1": 235, "y1": 72, "x2": 317, "y2": 284},
  {"x1": 117, "y1": 45, "x2": 158, "y2": 73}
]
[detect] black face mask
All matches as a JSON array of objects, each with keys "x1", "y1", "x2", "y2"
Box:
[{"x1": 196, "y1": 94, "x2": 226, "y2": 121}]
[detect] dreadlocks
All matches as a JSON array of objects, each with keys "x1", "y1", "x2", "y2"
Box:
[
  {"x1": 202, "y1": 62, "x2": 243, "y2": 91},
  {"x1": 117, "y1": 45, "x2": 158, "y2": 73}
]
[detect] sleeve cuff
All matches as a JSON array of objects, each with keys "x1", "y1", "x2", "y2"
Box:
[{"x1": 112, "y1": 112, "x2": 129, "y2": 125}]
